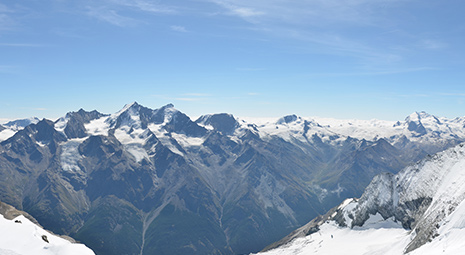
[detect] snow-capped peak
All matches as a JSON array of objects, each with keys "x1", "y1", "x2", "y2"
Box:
[
  {"x1": 3, "y1": 117, "x2": 40, "y2": 131},
  {"x1": 106, "y1": 102, "x2": 147, "y2": 130},
  {"x1": 405, "y1": 111, "x2": 437, "y2": 122},
  {"x1": 115, "y1": 101, "x2": 140, "y2": 116},
  {"x1": 159, "y1": 103, "x2": 178, "y2": 124}
]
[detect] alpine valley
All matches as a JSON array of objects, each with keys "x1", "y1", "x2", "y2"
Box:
[{"x1": 0, "y1": 102, "x2": 465, "y2": 255}]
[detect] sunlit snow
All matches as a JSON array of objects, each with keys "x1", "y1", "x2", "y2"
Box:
[
  {"x1": 0, "y1": 215, "x2": 94, "y2": 255},
  {"x1": 0, "y1": 129, "x2": 16, "y2": 142},
  {"x1": 84, "y1": 116, "x2": 110, "y2": 136},
  {"x1": 257, "y1": 219, "x2": 408, "y2": 255}
]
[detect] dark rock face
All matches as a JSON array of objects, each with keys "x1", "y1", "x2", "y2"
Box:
[
  {"x1": 407, "y1": 121, "x2": 427, "y2": 136},
  {"x1": 63, "y1": 109, "x2": 106, "y2": 139},
  {"x1": 196, "y1": 113, "x2": 239, "y2": 135},
  {"x1": 277, "y1": 114, "x2": 298, "y2": 124}
]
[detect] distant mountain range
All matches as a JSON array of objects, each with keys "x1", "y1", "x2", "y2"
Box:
[
  {"x1": 0, "y1": 103, "x2": 464, "y2": 254},
  {"x1": 260, "y1": 143, "x2": 465, "y2": 255}
]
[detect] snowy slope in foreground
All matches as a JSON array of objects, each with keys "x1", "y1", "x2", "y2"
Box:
[
  {"x1": 0, "y1": 214, "x2": 94, "y2": 255},
  {"x1": 257, "y1": 216, "x2": 465, "y2": 255},
  {"x1": 258, "y1": 143, "x2": 465, "y2": 255}
]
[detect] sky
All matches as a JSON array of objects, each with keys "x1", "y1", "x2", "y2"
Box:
[{"x1": 1, "y1": 0, "x2": 465, "y2": 123}]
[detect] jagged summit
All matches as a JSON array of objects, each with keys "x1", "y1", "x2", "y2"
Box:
[{"x1": 55, "y1": 109, "x2": 106, "y2": 139}]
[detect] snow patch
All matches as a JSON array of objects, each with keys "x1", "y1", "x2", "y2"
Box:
[
  {"x1": 54, "y1": 116, "x2": 69, "y2": 135},
  {"x1": 148, "y1": 124, "x2": 183, "y2": 156},
  {"x1": 60, "y1": 139, "x2": 85, "y2": 173},
  {"x1": 171, "y1": 133, "x2": 205, "y2": 147},
  {"x1": 85, "y1": 116, "x2": 110, "y2": 136},
  {"x1": 338, "y1": 198, "x2": 355, "y2": 210},
  {"x1": 126, "y1": 145, "x2": 149, "y2": 163},
  {"x1": 114, "y1": 127, "x2": 151, "y2": 145},
  {"x1": 36, "y1": 141, "x2": 47, "y2": 147},
  {"x1": 0, "y1": 129, "x2": 17, "y2": 142},
  {"x1": 0, "y1": 214, "x2": 94, "y2": 255}
]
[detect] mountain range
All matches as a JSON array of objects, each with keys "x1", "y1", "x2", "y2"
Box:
[{"x1": 0, "y1": 102, "x2": 464, "y2": 254}]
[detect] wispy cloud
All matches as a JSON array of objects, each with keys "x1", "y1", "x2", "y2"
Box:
[
  {"x1": 85, "y1": 0, "x2": 177, "y2": 27},
  {"x1": 209, "y1": 0, "x2": 264, "y2": 19},
  {"x1": 420, "y1": 39, "x2": 448, "y2": 50},
  {"x1": 0, "y1": 3, "x2": 13, "y2": 13},
  {"x1": 0, "y1": 43, "x2": 46, "y2": 47},
  {"x1": 440, "y1": 93, "x2": 465, "y2": 97},
  {"x1": 107, "y1": 0, "x2": 176, "y2": 14},
  {"x1": 20, "y1": 107, "x2": 48, "y2": 111},
  {"x1": 203, "y1": 0, "x2": 442, "y2": 69},
  {"x1": 0, "y1": 65, "x2": 18, "y2": 74},
  {"x1": 174, "y1": 98, "x2": 203, "y2": 102},
  {"x1": 152, "y1": 93, "x2": 212, "y2": 102},
  {"x1": 0, "y1": 4, "x2": 16, "y2": 31},
  {"x1": 183, "y1": 93, "x2": 211, "y2": 97},
  {"x1": 170, "y1": 25, "x2": 187, "y2": 33},
  {"x1": 306, "y1": 67, "x2": 438, "y2": 77},
  {"x1": 206, "y1": 0, "x2": 396, "y2": 26},
  {"x1": 174, "y1": 93, "x2": 212, "y2": 101},
  {"x1": 236, "y1": 67, "x2": 265, "y2": 71},
  {"x1": 397, "y1": 94, "x2": 430, "y2": 98},
  {"x1": 86, "y1": 6, "x2": 138, "y2": 27}
]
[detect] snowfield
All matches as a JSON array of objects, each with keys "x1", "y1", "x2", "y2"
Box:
[
  {"x1": 257, "y1": 219, "x2": 409, "y2": 255},
  {"x1": 0, "y1": 214, "x2": 94, "y2": 255}
]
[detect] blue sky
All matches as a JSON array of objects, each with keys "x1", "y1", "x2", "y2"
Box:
[{"x1": 1, "y1": 0, "x2": 465, "y2": 122}]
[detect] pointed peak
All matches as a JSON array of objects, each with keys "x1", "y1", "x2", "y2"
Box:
[
  {"x1": 157, "y1": 103, "x2": 179, "y2": 118},
  {"x1": 124, "y1": 101, "x2": 141, "y2": 110},
  {"x1": 162, "y1": 103, "x2": 174, "y2": 109},
  {"x1": 114, "y1": 102, "x2": 144, "y2": 116},
  {"x1": 405, "y1": 111, "x2": 420, "y2": 122},
  {"x1": 405, "y1": 111, "x2": 434, "y2": 122}
]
